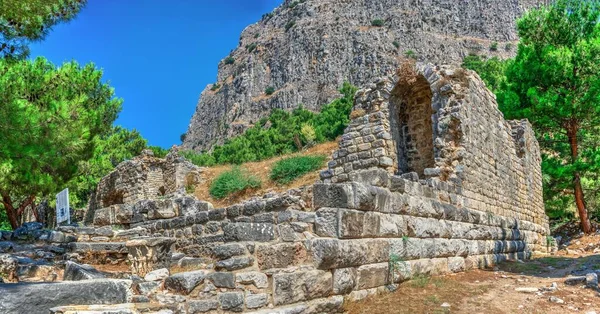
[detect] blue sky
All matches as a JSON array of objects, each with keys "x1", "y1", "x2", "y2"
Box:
[{"x1": 30, "y1": 0, "x2": 282, "y2": 148}]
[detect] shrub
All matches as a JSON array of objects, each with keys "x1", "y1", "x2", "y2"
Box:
[
  {"x1": 224, "y1": 56, "x2": 235, "y2": 65},
  {"x1": 505, "y1": 43, "x2": 513, "y2": 51},
  {"x1": 392, "y1": 41, "x2": 400, "y2": 49},
  {"x1": 300, "y1": 123, "x2": 316, "y2": 145},
  {"x1": 246, "y1": 43, "x2": 258, "y2": 52},
  {"x1": 180, "y1": 150, "x2": 216, "y2": 167},
  {"x1": 490, "y1": 42, "x2": 498, "y2": 51},
  {"x1": 148, "y1": 146, "x2": 168, "y2": 158},
  {"x1": 270, "y1": 155, "x2": 327, "y2": 184},
  {"x1": 254, "y1": 33, "x2": 260, "y2": 39},
  {"x1": 404, "y1": 50, "x2": 416, "y2": 59},
  {"x1": 265, "y1": 86, "x2": 275, "y2": 95},
  {"x1": 285, "y1": 21, "x2": 296, "y2": 32},
  {"x1": 180, "y1": 133, "x2": 187, "y2": 143},
  {"x1": 210, "y1": 83, "x2": 221, "y2": 91},
  {"x1": 371, "y1": 19, "x2": 384, "y2": 27},
  {"x1": 209, "y1": 167, "x2": 261, "y2": 199}
]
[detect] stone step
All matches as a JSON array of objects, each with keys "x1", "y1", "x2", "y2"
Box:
[
  {"x1": 68, "y1": 242, "x2": 127, "y2": 254},
  {"x1": 50, "y1": 303, "x2": 174, "y2": 314}
]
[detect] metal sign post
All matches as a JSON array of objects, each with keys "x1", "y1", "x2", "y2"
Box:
[{"x1": 56, "y1": 188, "x2": 70, "y2": 225}]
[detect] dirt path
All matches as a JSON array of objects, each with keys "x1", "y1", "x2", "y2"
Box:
[{"x1": 345, "y1": 252, "x2": 600, "y2": 314}]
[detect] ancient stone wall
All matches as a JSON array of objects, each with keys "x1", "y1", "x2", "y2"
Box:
[{"x1": 85, "y1": 150, "x2": 202, "y2": 225}]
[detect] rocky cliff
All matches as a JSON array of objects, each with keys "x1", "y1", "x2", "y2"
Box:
[{"x1": 183, "y1": 0, "x2": 543, "y2": 152}]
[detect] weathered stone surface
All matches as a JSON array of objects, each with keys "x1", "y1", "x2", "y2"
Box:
[
  {"x1": 236, "y1": 271, "x2": 268, "y2": 289},
  {"x1": 212, "y1": 243, "x2": 247, "y2": 260},
  {"x1": 137, "y1": 280, "x2": 161, "y2": 295},
  {"x1": 0, "y1": 254, "x2": 18, "y2": 283},
  {"x1": 218, "y1": 292, "x2": 244, "y2": 312},
  {"x1": 164, "y1": 270, "x2": 206, "y2": 294},
  {"x1": 586, "y1": 273, "x2": 598, "y2": 289},
  {"x1": 188, "y1": 299, "x2": 218, "y2": 313},
  {"x1": 68, "y1": 242, "x2": 127, "y2": 254},
  {"x1": 356, "y1": 263, "x2": 389, "y2": 290},
  {"x1": 215, "y1": 256, "x2": 254, "y2": 271},
  {"x1": 315, "y1": 208, "x2": 339, "y2": 238},
  {"x1": 188, "y1": 299, "x2": 219, "y2": 313},
  {"x1": 223, "y1": 223, "x2": 275, "y2": 242},
  {"x1": 63, "y1": 261, "x2": 106, "y2": 281},
  {"x1": 246, "y1": 292, "x2": 268, "y2": 309},
  {"x1": 333, "y1": 267, "x2": 357, "y2": 294},
  {"x1": 207, "y1": 272, "x2": 235, "y2": 288},
  {"x1": 0, "y1": 279, "x2": 132, "y2": 314},
  {"x1": 144, "y1": 268, "x2": 169, "y2": 281},
  {"x1": 256, "y1": 242, "x2": 308, "y2": 270},
  {"x1": 126, "y1": 237, "x2": 174, "y2": 277},
  {"x1": 273, "y1": 270, "x2": 333, "y2": 305},
  {"x1": 312, "y1": 238, "x2": 389, "y2": 269}
]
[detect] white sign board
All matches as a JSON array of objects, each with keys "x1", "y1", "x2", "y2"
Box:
[{"x1": 56, "y1": 188, "x2": 70, "y2": 225}]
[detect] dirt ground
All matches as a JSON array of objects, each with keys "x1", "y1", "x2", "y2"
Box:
[{"x1": 346, "y1": 234, "x2": 600, "y2": 314}]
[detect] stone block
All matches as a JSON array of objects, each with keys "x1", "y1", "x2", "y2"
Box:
[
  {"x1": 313, "y1": 183, "x2": 354, "y2": 209},
  {"x1": 63, "y1": 261, "x2": 106, "y2": 281},
  {"x1": 246, "y1": 292, "x2": 269, "y2": 309},
  {"x1": 212, "y1": 243, "x2": 246, "y2": 260},
  {"x1": 448, "y1": 256, "x2": 466, "y2": 273},
  {"x1": 315, "y1": 208, "x2": 339, "y2": 238},
  {"x1": 338, "y1": 209, "x2": 364, "y2": 239},
  {"x1": 356, "y1": 263, "x2": 389, "y2": 290},
  {"x1": 164, "y1": 270, "x2": 206, "y2": 295},
  {"x1": 223, "y1": 223, "x2": 275, "y2": 242},
  {"x1": 215, "y1": 256, "x2": 254, "y2": 271},
  {"x1": 333, "y1": 267, "x2": 357, "y2": 294},
  {"x1": 219, "y1": 292, "x2": 244, "y2": 312},
  {"x1": 406, "y1": 216, "x2": 449, "y2": 238},
  {"x1": 312, "y1": 238, "x2": 389, "y2": 269},
  {"x1": 256, "y1": 242, "x2": 308, "y2": 270},
  {"x1": 125, "y1": 237, "x2": 175, "y2": 277},
  {"x1": 148, "y1": 200, "x2": 177, "y2": 220},
  {"x1": 236, "y1": 271, "x2": 268, "y2": 289},
  {"x1": 144, "y1": 268, "x2": 169, "y2": 281},
  {"x1": 207, "y1": 272, "x2": 235, "y2": 288},
  {"x1": 188, "y1": 299, "x2": 219, "y2": 313},
  {"x1": 273, "y1": 270, "x2": 332, "y2": 305}
]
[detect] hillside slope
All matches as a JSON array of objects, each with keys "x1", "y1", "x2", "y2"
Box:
[{"x1": 183, "y1": 0, "x2": 543, "y2": 152}]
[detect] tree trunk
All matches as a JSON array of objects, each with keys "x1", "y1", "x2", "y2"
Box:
[
  {"x1": 1, "y1": 192, "x2": 19, "y2": 230},
  {"x1": 567, "y1": 123, "x2": 593, "y2": 234}
]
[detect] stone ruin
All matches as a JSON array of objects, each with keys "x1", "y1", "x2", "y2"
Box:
[{"x1": 0, "y1": 64, "x2": 551, "y2": 314}]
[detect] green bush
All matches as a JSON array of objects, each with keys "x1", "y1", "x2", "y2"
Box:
[
  {"x1": 209, "y1": 167, "x2": 261, "y2": 199},
  {"x1": 254, "y1": 33, "x2": 260, "y2": 39},
  {"x1": 371, "y1": 19, "x2": 384, "y2": 27},
  {"x1": 180, "y1": 83, "x2": 357, "y2": 167},
  {"x1": 392, "y1": 41, "x2": 400, "y2": 49},
  {"x1": 210, "y1": 83, "x2": 221, "y2": 91},
  {"x1": 285, "y1": 21, "x2": 295, "y2": 32},
  {"x1": 224, "y1": 56, "x2": 235, "y2": 65},
  {"x1": 246, "y1": 43, "x2": 258, "y2": 52},
  {"x1": 148, "y1": 146, "x2": 169, "y2": 158},
  {"x1": 404, "y1": 50, "x2": 416, "y2": 59},
  {"x1": 265, "y1": 86, "x2": 275, "y2": 95},
  {"x1": 490, "y1": 42, "x2": 498, "y2": 51},
  {"x1": 270, "y1": 155, "x2": 327, "y2": 184}
]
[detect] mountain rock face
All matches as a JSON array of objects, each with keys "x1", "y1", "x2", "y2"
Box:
[{"x1": 183, "y1": 0, "x2": 543, "y2": 152}]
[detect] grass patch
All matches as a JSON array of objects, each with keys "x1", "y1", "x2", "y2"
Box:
[
  {"x1": 265, "y1": 86, "x2": 275, "y2": 95},
  {"x1": 371, "y1": 19, "x2": 384, "y2": 27},
  {"x1": 270, "y1": 155, "x2": 326, "y2": 184},
  {"x1": 209, "y1": 167, "x2": 261, "y2": 199},
  {"x1": 409, "y1": 274, "x2": 431, "y2": 288}
]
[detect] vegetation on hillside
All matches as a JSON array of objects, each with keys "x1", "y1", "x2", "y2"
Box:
[
  {"x1": 270, "y1": 155, "x2": 327, "y2": 184},
  {"x1": 182, "y1": 82, "x2": 357, "y2": 166},
  {"x1": 209, "y1": 167, "x2": 261, "y2": 199},
  {"x1": 463, "y1": 0, "x2": 600, "y2": 232}
]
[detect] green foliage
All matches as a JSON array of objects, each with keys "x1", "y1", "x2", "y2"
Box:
[
  {"x1": 181, "y1": 83, "x2": 357, "y2": 167},
  {"x1": 501, "y1": 0, "x2": 600, "y2": 224},
  {"x1": 67, "y1": 127, "x2": 147, "y2": 208},
  {"x1": 265, "y1": 86, "x2": 275, "y2": 95},
  {"x1": 371, "y1": 19, "x2": 384, "y2": 27},
  {"x1": 490, "y1": 41, "x2": 498, "y2": 51},
  {"x1": 0, "y1": 0, "x2": 86, "y2": 59},
  {"x1": 224, "y1": 56, "x2": 235, "y2": 65},
  {"x1": 505, "y1": 43, "x2": 513, "y2": 51},
  {"x1": 285, "y1": 21, "x2": 295, "y2": 32},
  {"x1": 461, "y1": 54, "x2": 509, "y2": 92},
  {"x1": 210, "y1": 83, "x2": 220, "y2": 91},
  {"x1": 246, "y1": 42, "x2": 257, "y2": 52},
  {"x1": 148, "y1": 146, "x2": 169, "y2": 158},
  {"x1": 0, "y1": 209, "x2": 10, "y2": 231},
  {"x1": 392, "y1": 41, "x2": 400, "y2": 49},
  {"x1": 404, "y1": 50, "x2": 416, "y2": 59},
  {"x1": 254, "y1": 33, "x2": 260, "y2": 39},
  {"x1": 180, "y1": 133, "x2": 186, "y2": 143},
  {"x1": 0, "y1": 57, "x2": 122, "y2": 224},
  {"x1": 209, "y1": 167, "x2": 261, "y2": 199},
  {"x1": 270, "y1": 155, "x2": 326, "y2": 184}
]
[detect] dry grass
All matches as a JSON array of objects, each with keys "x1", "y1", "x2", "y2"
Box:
[{"x1": 193, "y1": 141, "x2": 338, "y2": 208}]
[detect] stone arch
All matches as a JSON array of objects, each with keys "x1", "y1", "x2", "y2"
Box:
[{"x1": 389, "y1": 73, "x2": 435, "y2": 176}]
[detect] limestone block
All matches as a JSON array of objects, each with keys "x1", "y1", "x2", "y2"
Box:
[
  {"x1": 333, "y1": 267, "x2": 357, "y2": 294},
  {"x1": 315, "y1": 208, "x2": 339, "y2": 238},
  {"x1": 256, "y1": 242, "x2": 309, "y2": 270},
  {"x1": 211, "y1": 243, "x2": 247, "y2": 260},
  {"x1": 246, "y1": 292, "x2": 269, "y2": 309},
  {"x1": 272, "y1": 270, "x2": 332, "y2": 305},
  {"x1": 236, "y1": 271, "x2": 268, "y2": 289},
  {"x1": 63, "y1": 261, "x2": 106, "y2": 281},
  {"x1": 355, "y1": 263, "x2": 389, "y2": 290},
  {"x1": 207, "y1": 272, "x2": 235, "y2": 288},
  {"x1": 188, "y1": 299, "x2": 219, "y2": 313},
  {"x1": 313, "y1": 183, "x2": 354, "y2": 209},
  {"x1": 215, "y1": 256, "x2": 254, "y2": 271},
  {"x1": 125, "y1": 237, "x2": 175, "y2": 277},
  {"x1": 312, "y1": 238, "x2": 389, "y2": 269},
  {"x1": 338, "y1": 209, "x2": 364, "y2": 239},
  {"x1": 164, "y1": 270, "x2": 206, "y2": 294},
  {"x1": 223, "y1": 223, "x2": 275, "y2": 242}
]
